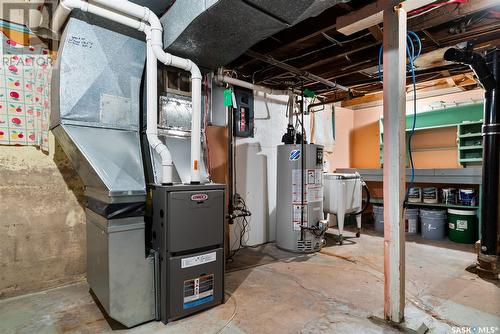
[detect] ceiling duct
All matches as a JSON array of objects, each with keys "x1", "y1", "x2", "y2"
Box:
[{"x1": 160, "y1": 0, "x2": 344, "y2": 69}]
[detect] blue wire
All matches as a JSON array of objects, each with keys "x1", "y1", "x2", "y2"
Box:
[
  {"x1": 378, "y1": 44, "x2": 383, "y2": 80},
  {"x1": 378, "y1": 31, "x2": 421, "y2": 204}
]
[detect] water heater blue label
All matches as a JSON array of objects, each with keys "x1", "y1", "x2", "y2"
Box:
[{"x1": 289, "y1": 150, "x2": 301, "y2": 161}]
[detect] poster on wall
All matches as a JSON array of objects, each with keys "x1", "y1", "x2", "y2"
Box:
[{"x1": 0, "y1": 20, "x2": 52, "y2": 151}]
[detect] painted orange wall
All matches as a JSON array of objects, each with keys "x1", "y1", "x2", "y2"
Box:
[
  {"x1": 349, "y1": 89, "x2": 485, "y2": 169},
  {"x1": 331, "y1": 106, "x2": 353, "y2": 171},
  {"x1": 351, "y1": 107, "x2": 382, "y2": 168},
  {"x1": 411, "y1": 127, "x2": 459, "y2": 168}
]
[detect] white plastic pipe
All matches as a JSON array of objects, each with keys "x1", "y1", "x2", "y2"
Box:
[
  {"x1": 51, "y1": 1, "x2": 72, "y2": 32},
  {"x1": 92, "y1": 0, "x2": 202, "y2": 183},
  {"x1": 146, "y1": 38, "x2": 173, "y2": 183},
  {"x1": 86, "y1": 3, "x2": 146, "y2": 31},
  {"x1": 215, "y1": 74, "x2": 290, "y2": 95},
  {"x1": 53, "y1": 0, "x2": 203, "y2": 184}
]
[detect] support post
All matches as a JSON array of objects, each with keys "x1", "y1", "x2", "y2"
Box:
[{"x1": 383, "y1": 5, "x2": 407, "y2": 323}]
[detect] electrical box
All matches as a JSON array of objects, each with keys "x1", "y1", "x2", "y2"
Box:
[{"x1": 233, "y1": 87, "x2": 254, "y2": 137}]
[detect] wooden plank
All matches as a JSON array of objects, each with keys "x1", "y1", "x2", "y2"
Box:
[
  {"x1": 337, "y1": 0, "x2": 399, "y2": 36},
  {"x1": 341, "y1": 73, "x2": 478, "y2": 107},
  {"x1": 336, "y1": 0, "x2": 435, "y2": 35},
  {"x1": 206, "y1": 126, "x2": 229, "y2": 256},
  {"x1": 382, "y1": 5, "x2": 407, "y2": 323},
  {"x1": 369, "y1": 25, "x2": 384, "y2": 41},
  {"x1": 408, "y1": 0, "x2": 499, "y2": 32},
  {"x1": 236, "y1": 23, "x2": 337, "y2": 70}
]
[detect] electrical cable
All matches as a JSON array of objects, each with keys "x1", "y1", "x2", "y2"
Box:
[
  {"x1": 226, "y1": 195, "x2": 252, "y2": 262},
  {"x1": 405, "y1": 31, "x2": 421, "y2": 205},
  {"x1": 214, "y1": 291, "x2": 238, "y2": 334},
  {"x1": 377, "y1": 31, "x2": 422, "y2": 205},
  {"x1": 300, "y1": 82, "x2": 305, "y2": 241},
  {"x1": 408, "y1": 0, "x2": 468, "y2": 16},
  {"x1": 348, "y1": 179, "x2": 371, "y2": 216}
]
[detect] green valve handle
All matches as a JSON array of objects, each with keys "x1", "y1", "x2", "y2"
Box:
[
  {"x1": 303, "y1": 88, "x2": 315, "y2": 98},
  {"x1": 224, "y1": 89, "x2": 233, "y2": 106}
]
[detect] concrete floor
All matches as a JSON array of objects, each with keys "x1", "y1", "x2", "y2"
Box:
[{"x1": 1, "y1": 227, "x2": 499, "y2": 334}]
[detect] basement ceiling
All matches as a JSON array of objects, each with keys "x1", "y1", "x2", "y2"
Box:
[{"x1": 227, "y1": 0, "x2": 500, "y2": 102}]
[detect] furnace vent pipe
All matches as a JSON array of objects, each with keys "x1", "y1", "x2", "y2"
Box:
[
  {"x1": 445, "y1": 46, "x2": 499, "y2": 256},
  {"x1": 52, "y1": 0, "x2": 202, "y2": 184},
  {"x1": 215, "y1": 73, "x2": 291, "y2": 96},
  {"x1": 92, "y1": 0, "x2": 202, "y2": 183},
  {"x1": 444, "y1": 47, "x2": 496, "y2": 91}
]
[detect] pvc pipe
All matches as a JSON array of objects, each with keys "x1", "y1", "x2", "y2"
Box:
[
  {"x1": 51, "y1": 1, "x2": 72, "y2": 33},
  {"x1": 86, "y1": 3, "x2": 146, "y2": 31},
  {"x1": 146, "y1": 39, "x2": 173, "y2": 183},
  {"x1": 151, "y1": 48, "x2": 203, "y2": 182},
  {"x1": 53, "y1": 0, "x2": 204, "y2": 184},
  {"x1": 92, "y1": 0, "x2": 202, "y2": 183},
  {"x1": 215, "y1": 74, "x2": 290, "y2": 95},
  {"x1": 92, "y1": 0, "x2": 151, "y2": 23}
]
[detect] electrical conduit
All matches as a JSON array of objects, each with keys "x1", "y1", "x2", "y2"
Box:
[{"x1": 52, "y1": 0, "x2": 202, "y2": 184}]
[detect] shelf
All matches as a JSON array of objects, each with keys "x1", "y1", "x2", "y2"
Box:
[
  {"x1": 337, "y1": 168, "x2": 483, "y2": 185},
  {"x1": 459, "y1": 158, "x2": 483, "y2": 163},
  {"x1": 459, "y1": 145, "x2": 483, "y2": 151},
  {"x1": 459, "y1": 133, "x2": 482, "y2": 138},
  {"x1": 369, "y1": 198, "x2": 479, "y2": 210}
]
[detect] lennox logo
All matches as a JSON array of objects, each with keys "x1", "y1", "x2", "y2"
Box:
[{"x1": 191, "y1": 193, "x2": 208, "y2": 201}]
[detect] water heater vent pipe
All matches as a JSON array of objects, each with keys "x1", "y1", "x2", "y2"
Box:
[{"x1": 52, "y1": 0, "x2": 202, "y2": 184}]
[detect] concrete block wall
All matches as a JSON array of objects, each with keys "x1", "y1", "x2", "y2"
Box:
[{"x1": 0, "y1": 134, "x2": 86, "y2": 298}]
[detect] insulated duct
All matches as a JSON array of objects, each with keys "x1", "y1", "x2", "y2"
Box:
[{"x1": 160, "y1": 0, "x2": 346, "y2": 69}]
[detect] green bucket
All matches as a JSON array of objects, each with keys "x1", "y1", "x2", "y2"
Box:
[{"x1": 447, "y1": 209, "x2": 478, "y2": 244}]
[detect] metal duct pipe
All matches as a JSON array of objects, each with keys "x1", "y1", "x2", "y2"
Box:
[
  {"x1": 52, "y1": 0, "x2": 203, "y2": 184},
  {"x1": 215, "y1": 73, "x2": 290, "y2": 95},
  {"x1": 444, "y1": 47, "x2": 496, "y2": 91},
  {"x1": 445, "y1": 46, "x2": 499, "y2": 256},
  {"x1": 481, "y1": 49, "x2": 499, "y2": 256}
]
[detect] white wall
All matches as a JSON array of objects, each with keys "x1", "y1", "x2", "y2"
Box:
[
  {"x1": 228, "y1": 93, "x2": 353, "y2": 247},
  {"x1": 231, "y1": 93, "x2": 312, "y2": 247}
]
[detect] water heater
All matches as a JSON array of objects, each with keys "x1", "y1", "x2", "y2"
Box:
[{"x1": 276, "y1": 144, "x2": 327, "y2": 253}]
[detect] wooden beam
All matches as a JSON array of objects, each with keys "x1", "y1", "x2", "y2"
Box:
[
  {"x1": 236, "y1": 23, "x2": 338, "y2": 70},
  {"x1": 245, "y1": 50, "x2": 349, "y2": 91},
  {"x1": 341, "y1": 73, "x2": 477, "y2": 107},
  {"x1": 336, "y1": 0, "x2": 435, "y2": 35},
  {"x1": 369, "y1": 25, "x2": 384, "y2": 41},
  {"x1": 382, "y1": 4, "x2": 406, "y2": 323},
  {"x1": 408, "y1": 0, "x2": 499, "y2": 32}
]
